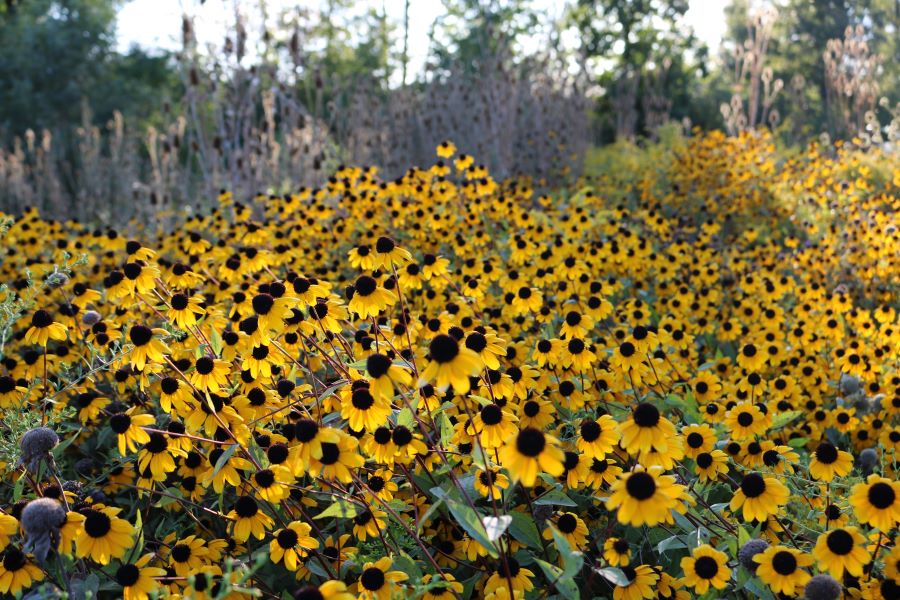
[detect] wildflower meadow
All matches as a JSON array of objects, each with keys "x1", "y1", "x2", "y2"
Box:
[{"x1": 0, "y1": 128, "x2": 898, "y2": 599}]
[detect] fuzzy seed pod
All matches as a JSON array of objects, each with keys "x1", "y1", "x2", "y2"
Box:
[
  {"x1": 81, "y1": 310, "x2": 102, "y2": 326},
  {"x1": 19, "y1": 427, "x2": 59, "y2": 473},
  {"x1": 859, "y1": 447, "x2": 878, "y2": 474},
  {"x1": 738, "y1": 538, "x2": 769, "y2": 571},
  {"x1": 21, "y1": 498, "x2": 66, "y2": 563},
  {"x1": 803, "y1": 574, "x2": 842, "y2": 600}
]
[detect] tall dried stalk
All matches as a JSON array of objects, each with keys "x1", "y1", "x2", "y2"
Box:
[
  {"x1": 0, "y1": 12, "x2": 589, "y2": 222},
  {"x1": 721, "y1": 6, "x2": 783, "y2": 135},
  {"x1": 824, "y1": 25, "x2": 882, "y2": 140}
]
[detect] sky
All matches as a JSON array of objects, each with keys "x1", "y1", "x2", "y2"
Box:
[{"x1": 117, "y1": 0, "x2": 728, "y2": 73}]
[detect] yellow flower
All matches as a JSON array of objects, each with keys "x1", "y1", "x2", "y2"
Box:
[
  {"x1": 24, "y1": 309, "x2": 68, "y2": 346},
  {"x1": 729, "y1": 472, "x2": 790, "y2": 522},
  {"x1": 680, "y1": 544, "x2": 730, "y2": 594},
  {"x1": 812, "y1": 526, "x2": 869, "y2": 578},
  {"x1": 270, "y1": 521, "x2": 319, "y2": 571},
  {"x1": 72, "y1": 505, "x2": 135, "y2": 565},
  {"x1": 753, "y1": 544, "x2": 812, "y2": 596},
  {"x1": 499, "y1": 427, "x2": 565, "y2": 487},
  {"x1": 849, "y1": 474, "x2": 900, "y2": 531},
  {"x1": 607, "y1": 465, "x2": 684, "y2": 526}
]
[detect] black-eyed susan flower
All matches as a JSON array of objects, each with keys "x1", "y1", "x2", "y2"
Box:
[
  {"x1": 542, "y1": 512, "x2": 588, "y2": 548},
  {"x1": 680, "y1": 544, "x2": 730, "y2": 594},
  {"x1": 577, "y1": 414, "x2": 620, "y2": 459},
  {"x1": 607, "y1": 466, "x2": 684, "y2": 526},
  {"x1": 356, "y1": 556, "x2": 409, "y2": 599},
  {"x1": 499, "y1": 427, "x2": 564, "y2": 487},
  {"x1": 809, "y1": 441, "x2": 854, "y2": 481},
  {"x1": 812, "y1": 526, "x2": 868, "y2": 578},
  {"x1": 137, "y1": 431, "x2": 186, "y2": 480},
  {"x1": 611, "y1": 564, "x2": 658, "y2": 600},
  {"x1": 165, "y1": 534, "x2": 209, "y2": 576},
  {"x1": 474, "y1": 467, "x2": 509, "y2": 499},
  {"x1": 469, "y1": 403, "x2": 519, "y2": 449},
  {"x1": 725, "y1": 402, "x2": 768, "y2": 440},
  {"x1": 24, "y1": 309, "x2": 67, "y2": 346},
  {"x1": 127, "y1": 325, "x2": 169, "y2": 370},
  {"x1": 372, "y1": 236, "x2": 412, "y2": 269},
  {"x1": 682, "y1": 423, "x2": 716, "y2": 458},
  {"x1": 293, "y1": 581, "x2": 355, "y2": 600},
  {"x1": 484, "y1": 557, "x2": 534, "y2": 596},
  {"x1": 693, "y1": 449, "x2": 729, "y2": 482},
  {"x1": 618, "y1": 402, "x2": 677, "y2": 455},
  {"x1": 584, "y1": 457, "x2": 623, "y2": 489},
  {"x1": 420, "y1": 573, "x2": 464, "y2": 600},
  {"x1": 849, "y1": 474, "x2": 900, "y2": 531},
  {"x1": 71, "y1": 505, "x2": 135, "y2": 565},
  {"x1": 0, "y1": 546, "x2": 44, "y2": 596},
  {"x1": 730, "y1": 472, "x2": 790, "y2": 522},
  {"x1": 365, "y1": 353, "x2": 412, "y2": 402},
  {"x1": 341, "y1": 385, "x2": 392, "y2": 432},
  {"x1": 109, "y1": 409, "x2": 154, "y2": 455},
  {"x1": 166, "y1": 292, "x2": 205, "y2": 329},
  {"x1": 252, "y1": 465, "x2": 293, "y2": 502},
  {"x1": 227, "y1": 496, "x2": 274, "y2": 542},
  {"x1": 189, "y1": 356, "x2": 230, "y2": 393},
  {"x1": 420, "y1": 333, "x2": 482, "y2": 393},
  {"x1": 603, "y1": 537, "x2": 630, "y2": 566},
  {"x1": 352, "y1": 508, "x2": 387, "y2": 541},
  {"x1": 753, "y1": 544, "x2": 812, "y2": 596},
  {"x1": 310, "y1": 430, "x2": 364, "y2": 483},
  {"x1": 270, "y1": 521, "x2": 319, "y2": 571},
  {"x1": 116, "y1": 553, "x2": 167, "y2": 600},
  {"x1": 348, "y1": 275, "x2": 396, "y2": 319}
]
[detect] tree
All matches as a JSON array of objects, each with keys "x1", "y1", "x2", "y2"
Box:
[
  {"x1": 569, "y1": 0, "x2": 709, "y2": 141},
  {"x1": 0, "y1": 0, "x2": 177, "y2": 136}
]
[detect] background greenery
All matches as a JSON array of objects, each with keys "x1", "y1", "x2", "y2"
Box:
[{"x1": 0, "y1": 0, "x2": 898, "y2": 219}]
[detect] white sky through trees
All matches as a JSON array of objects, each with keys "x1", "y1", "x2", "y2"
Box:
[{"x1": 117, "y1": 0, "x2": 727, "y2": 78}]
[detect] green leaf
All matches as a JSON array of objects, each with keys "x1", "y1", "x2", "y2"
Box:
[
  {"x1": 213, "y1": 443, "x2": 238, "y2": 477},
  {"x1": 12, "y1": 471, "x2": 26, "y2": 502},
  {"x1": 314, "y1": 499, "x2": 359, "y2": 519},
  {"x1": 595, "y1": 566, "x2": 629, "y2": 586},
  {"x1": 548, "y1": 525, "x2": 583, "y2": 580},
  {"x1": 770, "y1": 410, "x2": 802, "y2": 430},
  {"x1": 657, "y1": 535, "x2": 687, "y2": 554},
  {"x1": 416, "y1": 497, "x2": 445, "y2": 533},
  {"x1": 133, "y1": 510, "x2": 144, "y2": 557},
  {"x1": 535, "y1": 558, "x2": 579, "y2": 600},
  {"x1": 509, "y1": 511, "x2": 542, "y2": 548},
  {"x1": 534, "y1": 489, "x2": 577, "y2": 507},
  {"x1": 445, "y1": 497, "x2": 498, "y2": 557},
  {"x1": 787, "y1": 437, "x2": 808, "y2": 448},
  {"x1": 156, "y1": 487, "x2": 183, "y2": 508},
  {"x1": 738, "y1": 525, "x2": 751, "y2": 547},
  {"x1": 318, "y1": 380, "x2": 346, "y2": 401},
  {"x1": 438, "y1": 412, "x2": 454, "y2": 446},
  {"x1": 393, "y1": 553, "x2": 422, "y2": 582},
  {"x1": 385, "y1": 499, "x2": 408, "y2": 513},
  {"x1": 397, "y1": 407, "x2": 414, "y2": 428}
]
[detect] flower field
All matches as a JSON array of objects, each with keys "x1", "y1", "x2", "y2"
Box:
[{"x1": 0, "y1": 130, "x2": 899, "y2": 599}]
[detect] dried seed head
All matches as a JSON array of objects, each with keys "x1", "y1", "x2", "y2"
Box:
[
  {"x1": 19, "y1": 427, "x2": 59, "y2": 473},
  {"x1": 803, "y1": 574, "x2": 842, "y2": 600},
  {"x1": 21, "y1": 498, "x2": 67, "y2": 563},
  {"x1": 81, "y1": 310, "x2": 102, "y2": 326},
  {"x1": 45, "y1": 273, "x2": 68, "y2": 289},
  {"x1": 738, "y1": 538, "x2": 769, "y2": 571},
  {"x1": 859, "y1": 448, "x2": 878, "y2": 474}
]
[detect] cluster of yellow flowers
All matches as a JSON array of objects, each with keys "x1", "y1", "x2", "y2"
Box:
[{"x1": 0, "y1": 131, "x2": 898, "y2": 599}]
